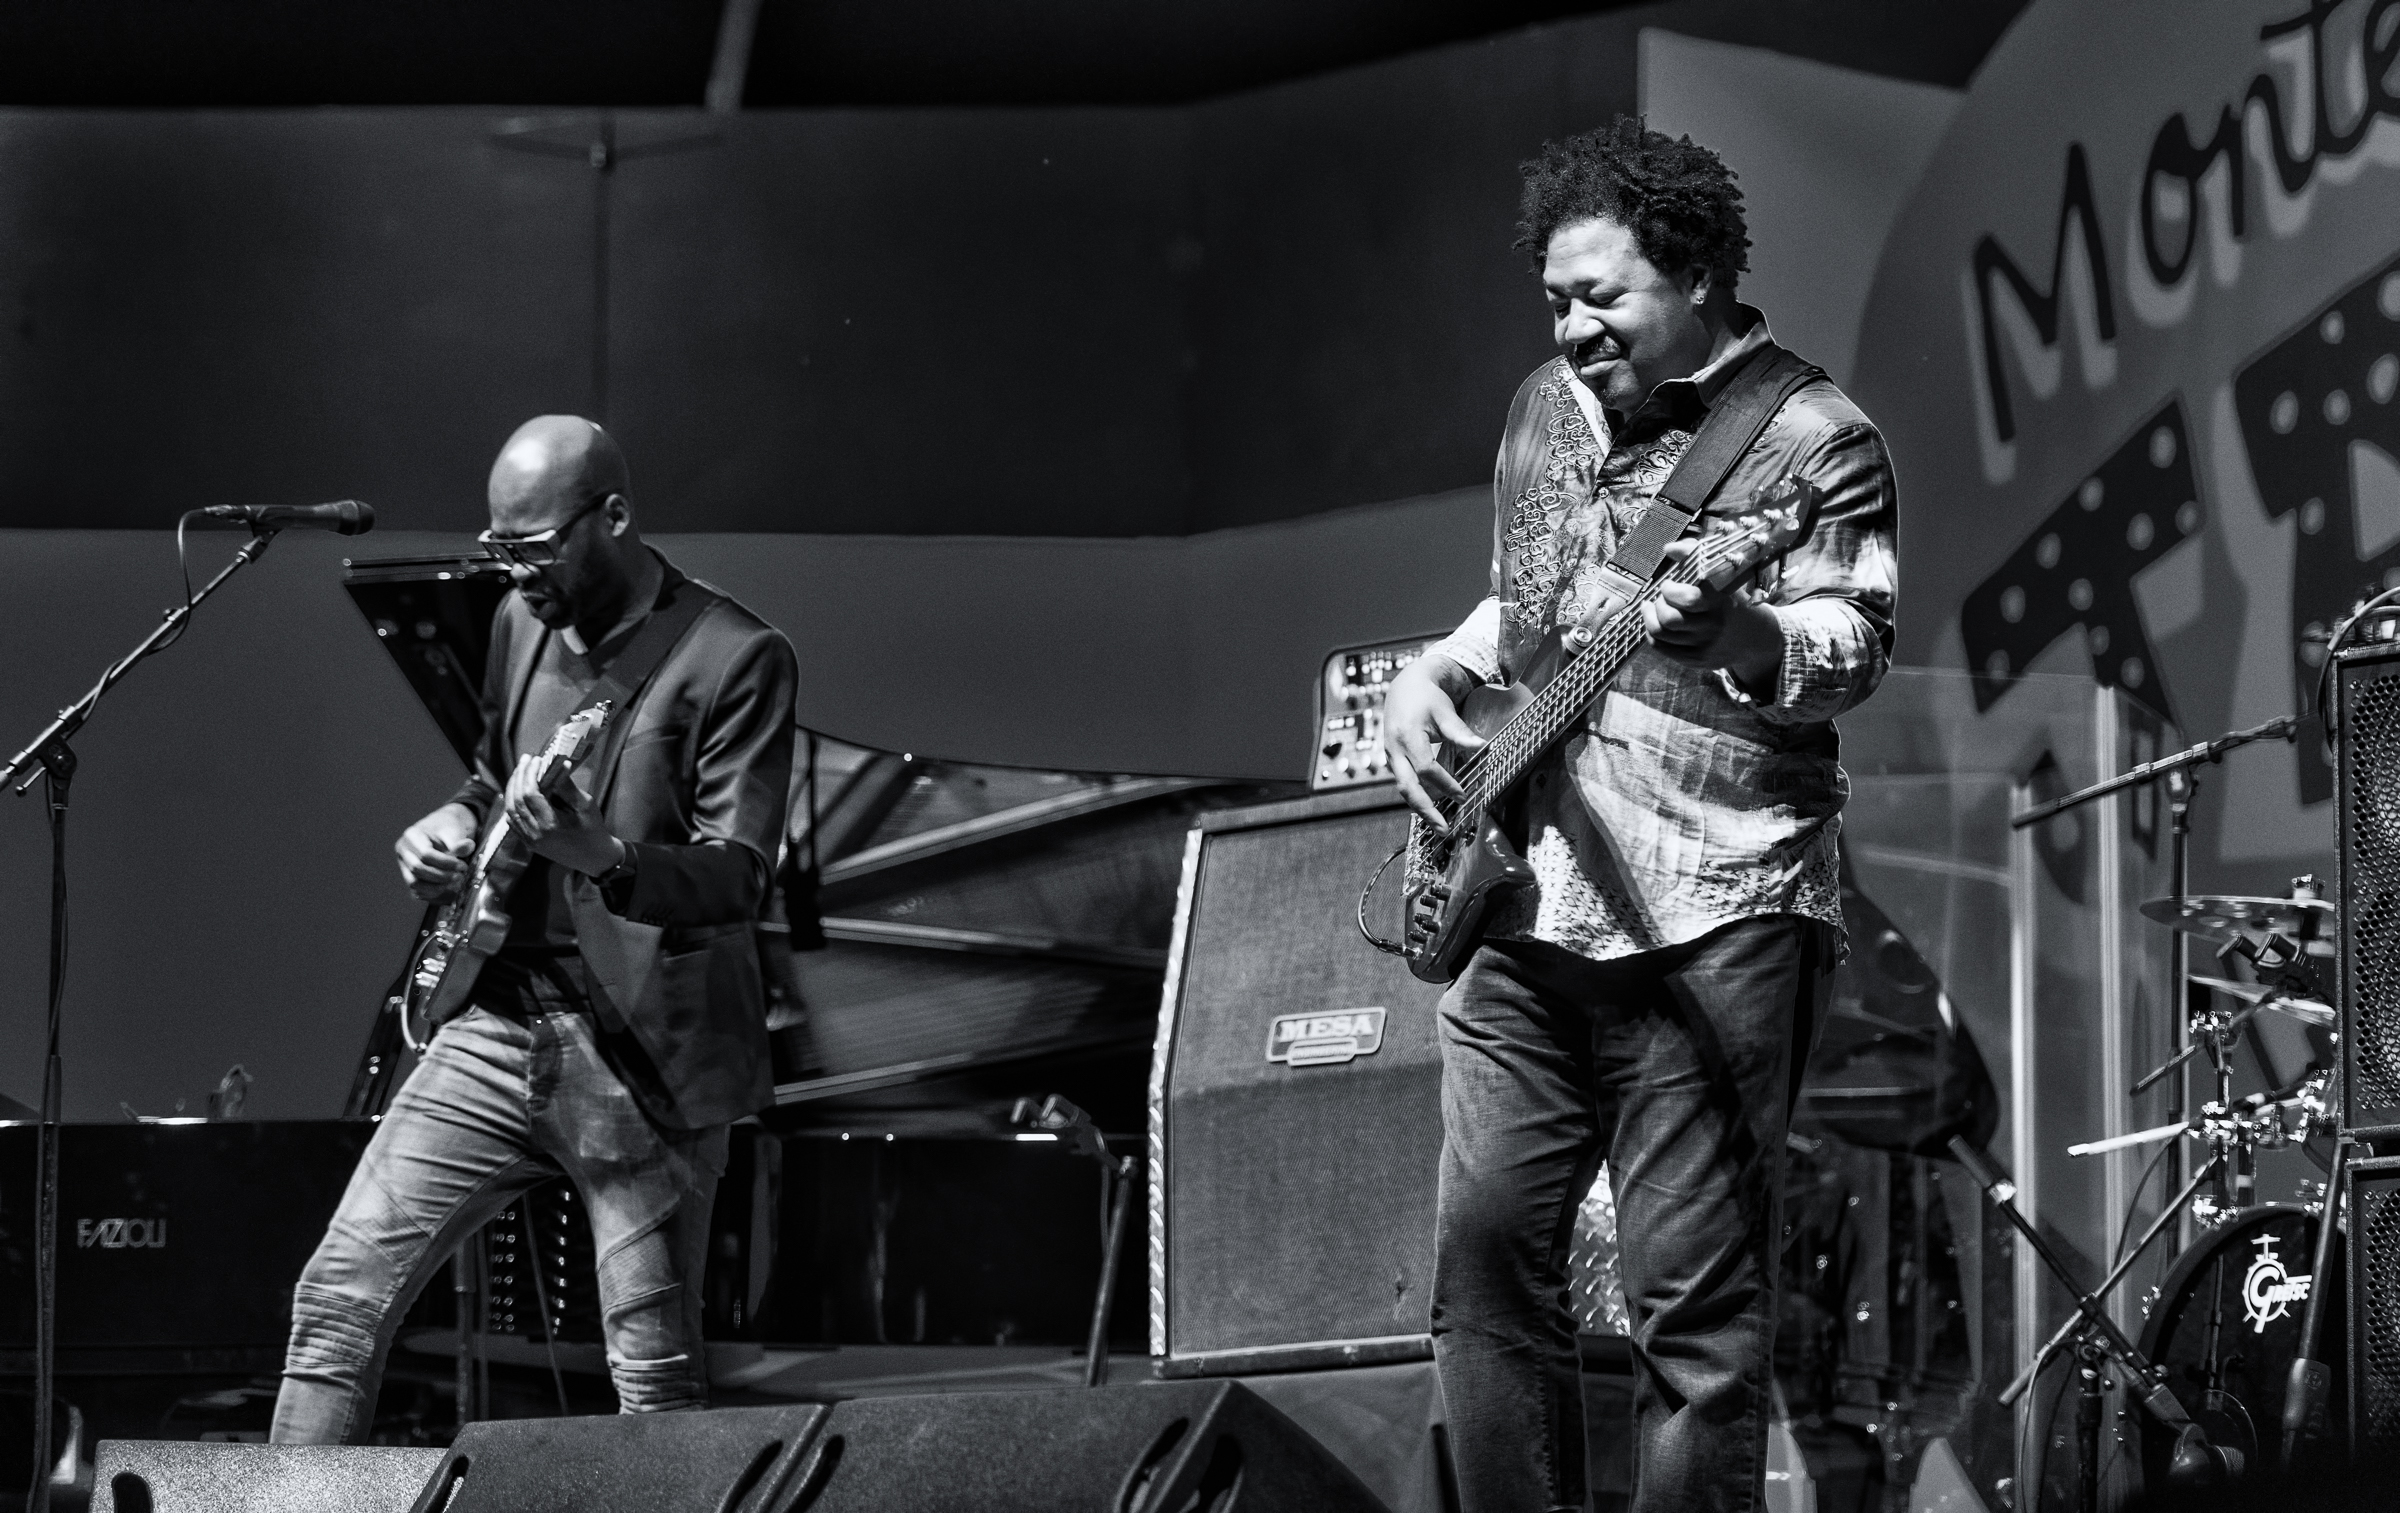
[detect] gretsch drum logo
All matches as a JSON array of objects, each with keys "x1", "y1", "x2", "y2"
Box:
[
  {"x1": 2242, "y1": 1232, "x2": 2311, "y2": 1334},
  {"x1": 76, "y1": 1217, "x2": 167, "y2": 1250},
  {"x1": 1265, "y1": 1008, "x2": 1386, "y2": 1067}
]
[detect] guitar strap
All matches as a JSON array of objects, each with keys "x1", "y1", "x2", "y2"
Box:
[{"x1": 1587, "y1": 343, "x2": 1822, "y2": 605}]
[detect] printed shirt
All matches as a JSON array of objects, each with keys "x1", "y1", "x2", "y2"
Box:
[{"x1": 1425, "y1": 308, "x2": 1898, "y2": 962}]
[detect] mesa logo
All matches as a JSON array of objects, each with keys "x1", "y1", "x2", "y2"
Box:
[
  {"x1": 1265, "y1": 1007, "x2": 1386, "y2": 1067},
  {"x1": 76, "y1": 1217, "x2": 167, "y2": 1250}
]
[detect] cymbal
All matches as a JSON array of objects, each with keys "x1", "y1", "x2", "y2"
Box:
[
  {"x1": 2140, "y1": 893, "x2": 2336, "y2": 956},
  {"x1": 2187, "y1": 974, "x2": 2337, "y2": 1028}
]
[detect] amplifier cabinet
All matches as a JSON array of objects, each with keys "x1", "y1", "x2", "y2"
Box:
[
  {"x1": 1149, "y1": 788, "x2": 1448, "y2": 1376},
  {"x1": 2347, "y1": 1154, "x2": 2400, "y2": 1456},
  {"x1": 2338, "y1": 644, "x2": 2400, "y2": 1136}
]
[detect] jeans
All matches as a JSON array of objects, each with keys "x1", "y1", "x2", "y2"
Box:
[
  {"x1": 1431, "y1": 917, "x2": 1825, "y2": 1513},
  {"x1": 272, "y1": 1007, "x2": 729, "y2": 1444}
]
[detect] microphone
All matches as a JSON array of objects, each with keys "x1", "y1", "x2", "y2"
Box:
[{"x1": 199, "y1": 500, "x2": 375, "y2": 535}]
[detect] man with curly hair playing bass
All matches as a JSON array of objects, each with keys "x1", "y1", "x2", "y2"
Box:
[{"x1": 1382, "y1": 119, "x2": 1897, "y2": 1513}]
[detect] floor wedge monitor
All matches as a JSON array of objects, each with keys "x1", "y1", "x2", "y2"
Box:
[
  {"x1": 1151, "y1": 788, "x2": 1448, "y2": 1376},
  {"x1": 791, "y1": 1380, "x2": 1383, "y2": 1513},
  {"x1": 93, "y1": 1442, "x2": 444, "y2": 1513},
  {"x1": 407, "y1": 1404, "x2": 827, "y2": 1513}
]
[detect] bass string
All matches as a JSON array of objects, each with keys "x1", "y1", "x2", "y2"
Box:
[{"x1": 1444, "y1": 540, "x2": 1731, "y2": 821}]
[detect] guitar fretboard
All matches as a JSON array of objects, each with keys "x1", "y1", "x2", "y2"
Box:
[{"x1": 1439, "y1": 532, "x2": 1743, "y2": 831}]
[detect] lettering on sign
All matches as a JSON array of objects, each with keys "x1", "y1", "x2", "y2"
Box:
[
  {"x1": 1265, "y1": 1007, "x2": 1387, "y2": 1067},
  {"x1": 2242, "y1": 1231, "x2": 2312, "y2": 1334},
  {"x1": 76, "y1": 1217, "x2": 168, "y2": 1250}
]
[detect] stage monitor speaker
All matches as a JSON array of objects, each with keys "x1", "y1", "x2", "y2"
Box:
[
  {"x1": 407, "y1": 1404, "x2": 826, "y2": 1513},
  {"x1": 93, "y1": 1442, "x2": 443, "y2": 1512},
  {"x1": 793, "y1": 1380, "x2": 1383, "y2": 1513},
  {"x1": 2348, "y1": 1154, "x2": 2400, "y2": 1456},
  {"x1": 2338, "y1": 643, "x2": 2400, "y2": 1137},
  {"x1": 1151, "y1": 788, "x2": 1447, "y2": 1376}
]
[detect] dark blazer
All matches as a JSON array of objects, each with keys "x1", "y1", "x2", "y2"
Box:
[{"x1": 451, "y1": 553, "x2": 798, "y2": 1129}]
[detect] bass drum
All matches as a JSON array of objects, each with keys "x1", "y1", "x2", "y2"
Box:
[{"x1": 2134, "y1": 1203, "x2": 2344, "y2": 1489}]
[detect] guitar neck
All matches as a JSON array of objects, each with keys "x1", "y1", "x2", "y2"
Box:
[
  {"x1": 475, "y1": 812, "x2": 514, "y2": 868},
  {"x1": 1449, "y1": 556, "x2": 1706, "y2": 821}
]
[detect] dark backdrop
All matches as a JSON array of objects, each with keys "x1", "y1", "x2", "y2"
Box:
[
  {"x1": 0, "y1": 2, "x2": 2020, "y2": 1120},
  {"x1": 0, "y1": 0, "x2": 2009, "y2": 539}
]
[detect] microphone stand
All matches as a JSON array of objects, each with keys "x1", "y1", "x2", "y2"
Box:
[
  {"x1": 0, "y1": 524, "x2": 281, "y2": 1513},
  {"x1": 1950, "y1": 1138, "x2": 2242, "y2": 1509},
  {"x1": 1010, "y1": 1094, "x2": 1138, "y2": 1387}
]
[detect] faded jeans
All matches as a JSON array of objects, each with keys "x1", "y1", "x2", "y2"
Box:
[
  {"x1": 1431, "y1": 918, "x2": 1825, "y2": 1513},
  {"x1": 272, "y1": 1007, "x2": 728, "y2": 1444}
]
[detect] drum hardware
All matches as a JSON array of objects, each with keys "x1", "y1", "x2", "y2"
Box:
[
  {"x1": 2120, "y1": 891, "x2": 2340, "y2": 1224},
  {"x1": 2065, "y1": 1071, "x2": 2334, "y2": 1161},
  {"x1": 2130, "y1": 982, "x2": 2332, "y2": 1100},
  {"x1": 2041, "y1": 867, "x2": 2346, "y2": 1507},
  {"x1": 2181, "y1": 976, "x2": 2335, "y2": 1029},
  {"x1": 2068, "y1": 1070, "x2": 2336, "y2": 1229},
  {"x1": 2017, "y1": 715, "x2": 2302, "y2": 1247},
  {"x1": 1951, "y1": 1137, "x2": 2244, "y2": 1513}
]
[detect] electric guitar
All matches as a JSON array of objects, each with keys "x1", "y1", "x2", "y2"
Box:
[
  {"x1": 1397, "y1": 480, "x2": 1816, "y2": 984},
  {"x1": 401, "y1": 700, "x2": 613, "y2": 1048}
]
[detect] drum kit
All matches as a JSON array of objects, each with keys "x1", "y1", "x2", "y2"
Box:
[
  {"x1": 1977, "y1": 715, "x2": 2359, "y2": 1510},
  {"x1": 2113, "y1": 888, "x2": 2342, "y2": 1486}
]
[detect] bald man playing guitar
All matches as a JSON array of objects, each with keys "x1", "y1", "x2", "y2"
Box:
[{"x1": 274, "y1": 417, "x2": 797, "y2": 1441}]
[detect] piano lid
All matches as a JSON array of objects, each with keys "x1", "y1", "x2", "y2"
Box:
[
  {"x1": 342, "y1": 552, "x2": 512, "y2": 769},
  {"x1": 337, "y1": 552, "x2": 1300, "y2": 1138}
]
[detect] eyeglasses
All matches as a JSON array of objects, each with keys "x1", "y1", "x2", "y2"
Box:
[{"x1": 479, "y1": 494, "x2": 610, "y2": 569}]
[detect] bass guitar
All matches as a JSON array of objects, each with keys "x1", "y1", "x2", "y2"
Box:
[
  {"x1": 401, "y1": 700, "x2": 613, "y2": 1049},
  {"x1": 1395, "y1": 480, "x2": 1814, "y2": 984}
]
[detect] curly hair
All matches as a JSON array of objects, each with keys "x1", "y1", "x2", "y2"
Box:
[{"x1": 1515, "y1": 117, "x2": 1750, "y2": 290}]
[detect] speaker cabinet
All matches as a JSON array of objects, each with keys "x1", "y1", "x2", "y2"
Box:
[
  {"x1": 408, "y1": 1405, "x2": 826, "y2": 1513},
  {"x1": 796, "y1": 1380, "x2": 1382, "y2": 1513},
  {"x1": 1150, "y1": 789, "x2": 1447, "y2": 1376},
  {"x1": 2338, "y1": 644, "x2": 2400, "y2": 1137},
  {"x1": 93, "y1": 1442, "x2": 443, "y2": 1513},
  {"x1": 2349, "y1": 1155, "x2": 2400, "y2": 1456}
]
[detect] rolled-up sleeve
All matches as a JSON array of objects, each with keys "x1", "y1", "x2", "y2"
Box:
[
  {"x1": 1424, "y1": 595, "x2": 1505, "y2": 686},
  {"x1": 1722, "y1": 420, "x2": 1897, "y2": 725}
]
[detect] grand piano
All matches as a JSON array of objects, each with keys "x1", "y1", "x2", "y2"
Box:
[{"x1": 340, "y1": 551, "x2": 1291, "y2": 1367}]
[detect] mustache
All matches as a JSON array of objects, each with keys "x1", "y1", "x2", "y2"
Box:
[{"x1": 1569, "y1": 335, "x2": 1618, "y2": 367}]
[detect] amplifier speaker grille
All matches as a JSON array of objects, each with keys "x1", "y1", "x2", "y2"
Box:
[
  {"x1": 2339, "y1": 649, "x2": 2400, "y2": 1133},
  {"x1": 1152, "y1": 790, "x2": 1448, "y2": 1374},
  {"x1": 2348, "y1": 1157, "x2": 2400, "y2": 1454}
]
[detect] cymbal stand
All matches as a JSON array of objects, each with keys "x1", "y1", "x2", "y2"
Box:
[
  {"x1": 1952, "y1": 1138, "x2": 2242, "y2": 1510},
  {"x1": 2167, "y1": 769, "x2": 2194, "y2": 1233},
  {"x1": 0, "y1": 523, "x2": 281, "y2": 1513},
  {"x1": 2193, "y1": 973, "x2": 2248, "y2": 1223}
]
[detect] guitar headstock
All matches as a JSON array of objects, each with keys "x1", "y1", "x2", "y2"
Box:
[
  {"x1": 1698, "y1": 476, "x2": 1817, "y2": 591},
  {"x1": 541, "y1": 700, "x2": 614, "y2": 769}
]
